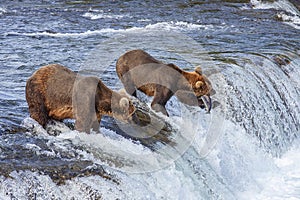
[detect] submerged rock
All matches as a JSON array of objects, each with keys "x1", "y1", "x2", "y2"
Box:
[{"x1": 0, "y1": 134, "x2": 118, "y2": 185}]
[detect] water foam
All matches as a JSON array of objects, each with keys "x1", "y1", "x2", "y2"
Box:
[
  {"x1": 0, "y1": 7, "x2": 7, "y2": 15},
  {"x1": 83, "y1": 11, "x2": 130, "y2": 20},
  {"x1": 4, "y1": 21, "x2": 213, "y2": 38},
  {"x1": 254, "y1": 145, "x2": 300, "y2": 199},
  {"x1": 277, "y1": 12, "x2": 300, "y2": 29},
  {"x1": 250, "y1": 0, "x2": 300, "y2": 29}
]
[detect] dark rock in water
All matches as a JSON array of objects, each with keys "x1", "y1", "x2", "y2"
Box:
[
  {"x1": 101, "y1": 99, "x2": 175, "y2": 151},
  {"x1": 179, "y1": 0, "x2": 250, "y2": 8},
  {"x1": 0, "y1": 134, "x2": 118, "y2": 185},
  {"x1": 273, "y1": 55, "x2": 291, "y2": 67},
  {"x1": 0, "y1": 159, "x2": 117, "y2": 185},
  {"x1": 43, "y1": 30, "x2": 57, "y2": 34}
]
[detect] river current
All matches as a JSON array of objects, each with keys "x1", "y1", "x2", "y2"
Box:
[{"x1": 0, "y1": 0, "x2": 299, "y2": 199}]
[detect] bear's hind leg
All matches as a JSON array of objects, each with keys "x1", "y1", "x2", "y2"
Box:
[{"x1": 26, "y1": 83, "x2": 49, "y2": 127}]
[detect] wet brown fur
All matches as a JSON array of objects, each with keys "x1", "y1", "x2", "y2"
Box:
[
  {"x1": 26, "y1": 64, "x2": 135, "y2": 133},
  {"x1": 116, "y1": 49, "x2": 212, "y2": 116}
]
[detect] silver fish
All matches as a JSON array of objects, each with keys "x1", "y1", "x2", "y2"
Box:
[{"x1": 200, "y1": 95, "x2": 212, "y2": 113}]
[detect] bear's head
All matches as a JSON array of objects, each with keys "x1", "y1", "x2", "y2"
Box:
[
  {"x1": 179, "y1": 66, "x2": 213, "y2": 112},
  {"x1": 111, "y1": 92, "x2": 137, "y2": 122}
]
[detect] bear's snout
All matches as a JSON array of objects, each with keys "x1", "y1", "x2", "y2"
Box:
[{"x1": 197, "y1": 95, "x2": 212, "y2": 112}]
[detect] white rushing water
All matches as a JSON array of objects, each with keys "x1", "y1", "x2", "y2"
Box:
[
  {"x1": 250, "y1": 0, "x2": 300, "y2": 29},
  {"x1": 2, "y1": 103, "x2": 299, "y2": 199}
]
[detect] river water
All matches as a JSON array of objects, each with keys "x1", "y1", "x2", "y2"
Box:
[{"x1": 0, "y1": 0, "x2": 299, "y2": 199}]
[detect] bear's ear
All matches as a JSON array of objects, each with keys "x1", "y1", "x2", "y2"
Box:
[
  {"x1": 119, "y1": 97, "x2": 129, "y2": 109},
  {"x1": 118, "y1": 88, "x2": 128, "y2": 96},
  {"x1": 195, "y1": 66, "x2": 202, "y2": 75},
  {"x1": 195, "y1": 81, "x2": 204, "y2": 89}
]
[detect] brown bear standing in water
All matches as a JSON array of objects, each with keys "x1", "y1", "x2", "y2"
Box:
[
  {"x1": 26, "y1": 64, "x2": 136, "y2": 133},
  {"x1": 116, "y1": 49, "x2": 213, "y2": 116}
]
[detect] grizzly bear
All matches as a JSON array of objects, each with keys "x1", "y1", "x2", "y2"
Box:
[
  {"x1": 26, "y1": 64, "x2": 137, "y2": 133},
  {"x1": 116, "y1": 49, "x2": 212, "y2": 116}
]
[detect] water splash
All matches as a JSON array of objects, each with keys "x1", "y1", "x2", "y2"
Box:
[{"x1": 250, "y1": 0, "x2": 300, "y2": 29}]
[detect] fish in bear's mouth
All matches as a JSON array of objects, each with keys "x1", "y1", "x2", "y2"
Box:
[{"x1": 198, "y1": 95, "x2": 212, "y2": 112}]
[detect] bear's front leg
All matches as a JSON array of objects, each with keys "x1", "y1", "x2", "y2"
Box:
[
  {"x1": 74, "y1": 115, "x2": 97, "y2": 133},
  {"x1": 151, "y1": 86, "x2": 173, "y2": 116},
  {"x1": 75, "y1": 119, "x2": 90, "y2": 133},
  {"x1": 121, "y1": 74, "x2": 137, "y2": 97},
  {"x1": 73, "y1": 77, "x2": 100, "y2": 133},
  {"x1": 91, "y1": 117, "x2": 101, "y2": 133},
  {"x1": 151, "y1": 103, "x2": 169, "y2": 116}
]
